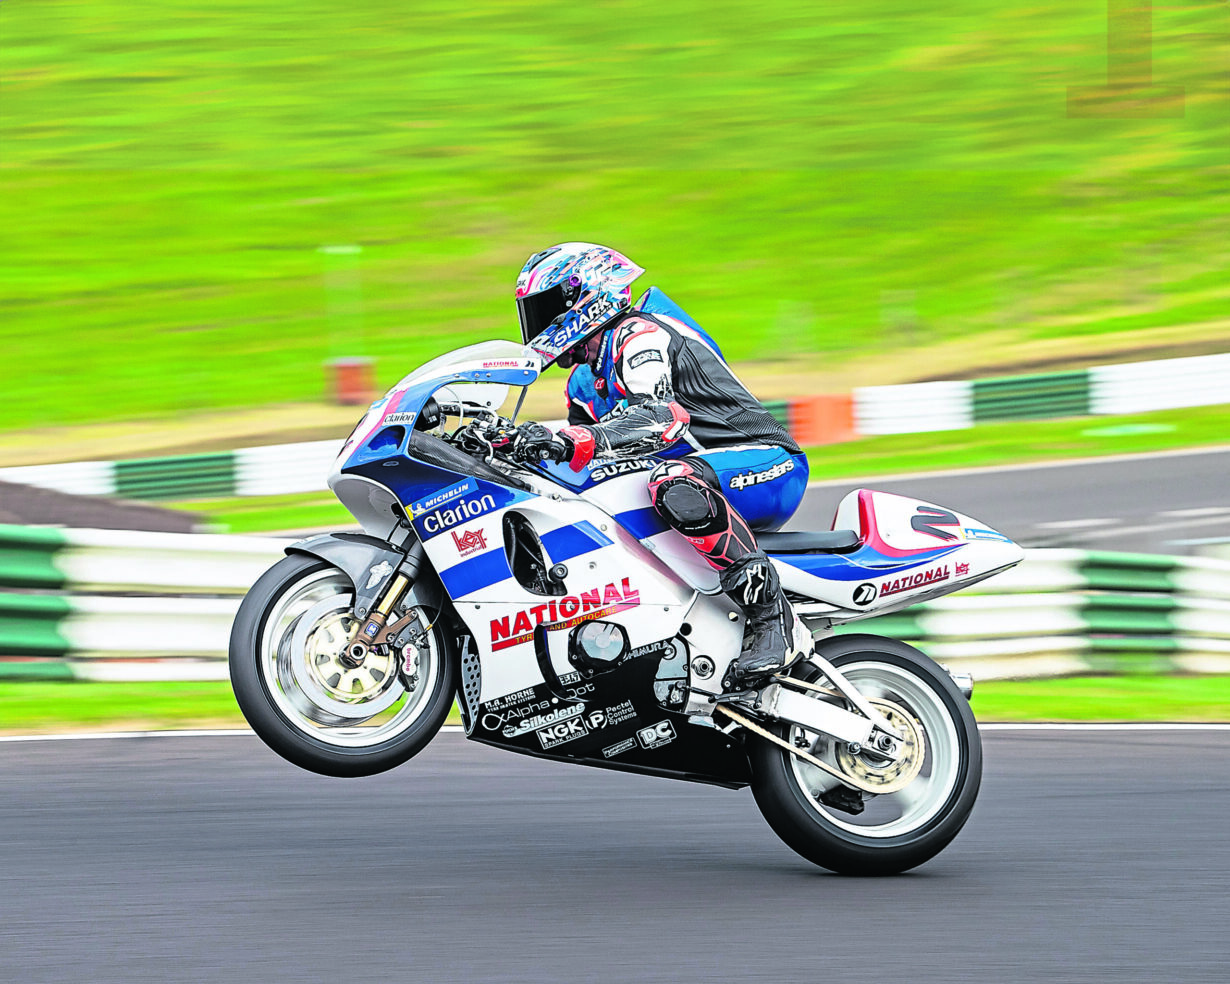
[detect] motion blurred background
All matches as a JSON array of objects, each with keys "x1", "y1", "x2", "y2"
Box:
[
  {"x1": 2, "y1": 0, "x2": 1227, "y2": 434},
  {"x1": 5, "y1": 11, "x2": 1230, "y2": 980},
  {"x1": 1, "y1": 0, "x2": 1228, "y2": 727}
]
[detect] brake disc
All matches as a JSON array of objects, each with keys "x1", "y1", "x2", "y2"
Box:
[{"x1": 280, "y1": 597, "x2": 404, "y2": 725}]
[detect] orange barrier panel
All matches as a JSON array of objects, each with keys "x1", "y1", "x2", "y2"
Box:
[
  {"x1": 327, "y1": 357, "x2": 375, "y2": 406},
  {"x1": 789, "y1": 394, "x2": 855, "y2": 446}
]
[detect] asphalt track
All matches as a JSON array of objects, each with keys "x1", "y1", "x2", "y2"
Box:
[
  {"x1": 792, "y1": 445, "x2": 1230, "y2": 556},
  {"x1": 3, "y1": 730, "x2": 1228, "y2": 984}
]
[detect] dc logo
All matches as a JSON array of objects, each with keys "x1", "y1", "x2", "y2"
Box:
[
  {"x1": 637, "y1": 720, "x2": 675, "y2": 749},
  {"x1": 852, "y1": 583, "x2": 877, "y2": 606}
]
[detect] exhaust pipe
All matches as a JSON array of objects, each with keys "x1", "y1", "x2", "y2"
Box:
[{"x1": 939, "y1": 663, "x2": 974, "y2": 700}]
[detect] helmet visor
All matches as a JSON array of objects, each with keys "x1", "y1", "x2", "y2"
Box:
[{"x1": 517, "y1": 283, "x2": 569, "y2": 345}]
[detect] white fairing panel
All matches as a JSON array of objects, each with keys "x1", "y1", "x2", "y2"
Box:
[
  {"x1": 419, "y1": 486, "x2": 700, "y2": 706},
  {"x1": 776, "y1": 488, "x2": 1024, "y2": 620},
  {"x1": 583, "y1": 472, "x2": 722, "y2": 594}
]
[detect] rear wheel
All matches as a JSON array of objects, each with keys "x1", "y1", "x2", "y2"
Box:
[
  {"x1": 749, "y1": 635, "x2": 981, "y2": 874},
  {"x1": 229, "y1": 553, "x2": 458, "y2": 777}
]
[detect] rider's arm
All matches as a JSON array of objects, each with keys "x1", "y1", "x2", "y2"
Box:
[{"x1": 555, "y1": 317, "x2": 690, "y2": 471}]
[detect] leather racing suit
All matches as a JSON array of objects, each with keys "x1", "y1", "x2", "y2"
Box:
[{"x1": 552, "y1": 304, "x2": 810, "y2": 683}]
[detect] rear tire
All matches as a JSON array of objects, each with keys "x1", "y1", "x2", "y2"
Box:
[
  {"x1": 229, "y1": 553, "x2": 458, "y2": 777},
  {"x1": 749, "y1": 635, "x2": 981, "y2": 874}
]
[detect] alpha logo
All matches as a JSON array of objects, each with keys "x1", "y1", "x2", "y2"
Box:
[
  {"x1": 589, "y1": 458, "x2": 658, "y2": 483},
  {"x1": 489, "y1": 578, "x2": 641, "y2": 652},
  {"x1": 911, "y1": 506, "x2": 961, "y2": 542},
  {"x1": 504, "y1": 704, "x2": 585, "y2": 739},
  {"x1": 479, "y1": 697, "x2": 557, "y2": 731},
  {"x1": 451, "y1": 527, "x2": 488, "y2": 558},
  {"x1": 536, "y1": 715, "x2": 589, "y2": 749},
  {"x1": 852, "y1": 583, "x2": 878, "y2": 606},
  {"x1": 603, "y1": 737, "x2": 637, "y2": 759},
  {"x1": 728, "y1": 458, "x2": 795, "y2": 491},
  {"x1": 636, "y1": 719, "x2": 676, "y2": 750},
  {"x1": 879, "y1": 564, "x2": 951, "y2": 598},
  {"x1": 420, "y1": 494, "x2": 497, "y2": 536},
  {"x1": 365, "y1": 561, "x2": 394, "y2": 590},
  {"x1": 585, "y1": 700, "x2": 635, "y2": 730}
]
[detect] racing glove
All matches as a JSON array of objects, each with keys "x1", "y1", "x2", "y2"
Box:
[
  {"x1": 511, "y1": 422, "x2": 571, "y2": 464},
  {"x1": 553, "y1": 399, "x2": 690, "y2": 472}
]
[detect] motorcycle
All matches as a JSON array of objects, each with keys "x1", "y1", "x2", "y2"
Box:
[{"x1": 229, "y1": 340, "x2": 1024, "y2": 874}]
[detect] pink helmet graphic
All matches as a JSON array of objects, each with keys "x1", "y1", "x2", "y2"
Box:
[{"x1": 515, "y1": 243, "x2": 644, "y2": 366}]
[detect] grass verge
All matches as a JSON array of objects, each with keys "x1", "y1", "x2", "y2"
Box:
[
  {"x1": 803, "y1": 403, "x2": 1230, "y2": 482},
  {"x1": 170, "y1": 404, "x2": 1230, "y2": 533},
  {"x1": 2, "y1": 676, "x2": 1227, "y2": 736}
]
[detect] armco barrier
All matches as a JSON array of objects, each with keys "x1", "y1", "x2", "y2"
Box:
[
  {"x1": 2, "y1": 526, "x2": 1228, "y2": 683},
  {"x1": 0, "y1": 524, "x2": 285, "y2": 594},
  {"x1": 836, "y1": 549, "x2": 1230, "y2": 680},
  {"x1": 971, "y1": 371, "x2": 1091, "y2": 422}
]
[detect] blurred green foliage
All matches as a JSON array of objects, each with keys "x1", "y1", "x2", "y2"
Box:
[
  {"x1": 1, "y1": 1, "x2": 1227, "y2": 430},
  {"x1": 4, "y1": 676, "x2": 1229, "y2": 733}
]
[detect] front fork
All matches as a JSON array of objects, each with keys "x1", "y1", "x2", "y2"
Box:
[{"x1": 340, "y1": 543, "x2": 434, "y2": 673}]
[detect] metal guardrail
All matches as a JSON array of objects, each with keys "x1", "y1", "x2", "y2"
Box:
[
  {"x1": 971, "y1": 371, "x2": 1091, "y2": 422},
  {"x1": 1, "y1": 525, "x2": 1227, "y2": 682},
  {"x1": 0, "y1": 353, "x2": 1223, "y2": 502}
]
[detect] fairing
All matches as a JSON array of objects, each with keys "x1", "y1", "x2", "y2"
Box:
[{"x1": 319, "y1": 340, "x2": 1022, "y2": 789}]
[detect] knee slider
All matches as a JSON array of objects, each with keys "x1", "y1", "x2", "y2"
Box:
[
  {"x1": 657, "y1": 479, "x2": 714, "y2": 525},
  {"x1": 649, "y1": 477, "x2": 718, "y2": 531}
]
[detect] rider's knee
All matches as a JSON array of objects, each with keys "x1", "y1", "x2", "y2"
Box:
[{"x1": 649, "y1": 461, "x2": 723, "y2": 530}]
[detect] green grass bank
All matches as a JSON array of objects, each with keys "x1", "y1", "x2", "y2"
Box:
[{"x1": 3, "y1": 1, "x2": 1229, "y2": 433}]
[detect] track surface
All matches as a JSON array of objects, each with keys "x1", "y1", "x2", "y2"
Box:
[
  {"x1": 794, "y1": 446, "x2": 1230, "y2": 556},
  {"x1": 3, "y1": 731, "x2": 1227, "y2": 984}
]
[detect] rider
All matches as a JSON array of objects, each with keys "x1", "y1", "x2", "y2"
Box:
[{"x1": 511, "y1": 243, "x2": 811, "y2": 686}]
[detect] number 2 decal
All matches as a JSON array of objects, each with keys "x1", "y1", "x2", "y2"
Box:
[{"x1": 911, "y1": 507, "x2": 961, "y2": 542}]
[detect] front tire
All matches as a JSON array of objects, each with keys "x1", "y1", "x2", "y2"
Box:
[
  {"x1": 229, "y1": 553, "x2": 458, "y2": 777},
  {"x1": 749, "y1": 635, "x2": 981, "y2": 874}
]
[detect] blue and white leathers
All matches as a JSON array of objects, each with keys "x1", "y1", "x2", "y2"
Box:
[{"x1": 561, "y1": 289, "x2": 808, "y2": 532}]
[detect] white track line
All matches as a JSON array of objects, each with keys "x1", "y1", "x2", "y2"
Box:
[
  {"x1": 1, "y1": 724, "x2": 1228, "y2": 743},
  {"x1": 804, "y1": 443, "x2": 1230, "y2": 488},
  {"x1": 0, "y1": 725, "x2": 466, "y2": 743}
]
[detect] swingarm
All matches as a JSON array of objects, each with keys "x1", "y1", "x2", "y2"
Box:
[{"x1": 715, "y1": 654, "x2": 923, "y2": 794}]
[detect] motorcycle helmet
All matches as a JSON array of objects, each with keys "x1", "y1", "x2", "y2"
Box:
[{"x1": 515, "y1": 242, "x2": 644, "y2": 366}]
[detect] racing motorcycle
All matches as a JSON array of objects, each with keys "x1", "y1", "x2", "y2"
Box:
[{"x1": 229, "y1": 340, "x2": 1024, "y2": 875}]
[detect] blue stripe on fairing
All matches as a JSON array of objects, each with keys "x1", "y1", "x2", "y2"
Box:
[
  {"x1": 771, "y1": 544, "x2": 963, "y2": 582},
  {"x1": 541, "y1": 521, "x2": 613, "y2": 562},
  {"x1": 438, "y1": 549, "x2": 514, "y2": 598},
  {"x1": 615, "y1": 507, "x2": 670, "y2": 540},
  {"x1": 439, "y1": 521, "x2": 613, "y2": 597}
]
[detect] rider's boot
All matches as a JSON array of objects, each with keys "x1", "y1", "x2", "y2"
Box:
[{"x1": 719, "y1": 555, "x2": 804, "y2": 688}]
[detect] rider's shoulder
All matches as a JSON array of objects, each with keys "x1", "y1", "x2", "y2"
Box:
[{"x1": 611, "y1": 313, "x2": 671, "y2": 352}]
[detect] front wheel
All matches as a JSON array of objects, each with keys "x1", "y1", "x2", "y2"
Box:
[
  {"x1": 749, "y1": 635, "x2": 981, "y2": 874},
  {"x1": 229, "y1": 553, "x2": 458, "y2": 777}
]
